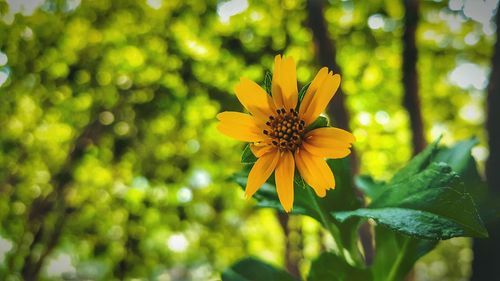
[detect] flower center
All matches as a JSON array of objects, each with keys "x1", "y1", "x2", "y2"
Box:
[{"x1": 263, "y1": 108, "x2": 305, "y2": 152}]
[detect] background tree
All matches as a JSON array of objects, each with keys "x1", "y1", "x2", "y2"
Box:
[
  {"x1": 402, "y1": 0, "x2": 426, "y2": 155},
  {"x1": 471, "y1": 1, "x2": 500, "y2": 279}
]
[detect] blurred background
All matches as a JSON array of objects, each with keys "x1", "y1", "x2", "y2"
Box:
[{"x1": 0, "y1": 0, "x2": 498, "y2": 280}]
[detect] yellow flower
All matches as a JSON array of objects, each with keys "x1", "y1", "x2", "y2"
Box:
[{"x1": 217, "y1": 55, "x2": 355, "y2": 212}]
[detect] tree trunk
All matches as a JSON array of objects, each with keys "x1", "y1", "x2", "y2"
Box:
[
  {"x1": 306, "y1": 0, "x2": 350, "y2": 132},
  {"x1": 401, "y1": 1, "x2": 424, "y2": 280},
  {"x1": 402, "y1": 0, "x2": 426, "y2": 155},
  {"x1": 306, "y1": 0, "x2": 373, "y2": 265},
  {"x1": 471, "y1": 4, "x2": 500, "y2": 280},
  {"x1": 306, "y1": 0, "x2": 358, "y2": 173}
]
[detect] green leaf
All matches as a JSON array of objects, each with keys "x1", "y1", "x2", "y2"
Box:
[
  {"x1": 334, "y1": 162, "x2": 488, "y2": 239},
  {"x1": 336, "y1": 207, "x2": 473, "y2": 239},
  {"x1": 263, "y1": 71, "x2": 272, "y2": 95},
  {"x1": 354, "y1": 175, "x2": 387, "y2": 201},
  {"x1": 434, "y1": 137, "x2": 500, "y2": 224},
  {"x1": 360, "y1": 138, "x2": 489, "y2": 281},
  {"x1": 305, "y1": 116, "x2": 328, "y2": 132},
  {"x1": 221, "y1": 257, "x2": 297, "y2": 281},
  {"x1": 351, "y1": 138, "x2": 489, "y2": 281},
  {"x1": 357, "y1": 136, "x2": 441, "y2": 201},
  {"x1": 434, "y1": 137, "x2": 479, "y2": 178},
  {"x1": 307, "y1": 252, "x2": 371, "y2": 281},
  {"x1": 297, "y1": 82, "x2": 310, "y2": 108},
  {"x1": 241, "y1": 144, "x2": 257, "y2": 164},
  {"x1": 391, "y1": 136, "x2": 441, "y2": 183},
  {"x1": 370, "y1": 226, "x2": 437, "y2": 281}
]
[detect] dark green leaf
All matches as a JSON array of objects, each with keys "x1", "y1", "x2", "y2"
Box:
[
  {"x1": 241, "y1": 144, "x2": 257, "y2": 164},
  {"x1": 355, "y1": 175, "x2": 387, "y2": 201},
  {"x1": 325, "y1": 158, "x2": 362, "y2": 212},
  {"x1": 336, "y1": 207, "x2": 473, "y2": 239},
  {"x1": 366, "y1": 138, "x2": 489, "y2": 280},
  {"x1": 263, "y1": 71, "x2": 272, "y2": 95},
  {"x1": 434, "y1": 137, "x2": 500, "y2": 224},
  {"x1": 221, "y1": 257, "x2": 297, "y2": 281},
  {"x1": 434, "y1": 137, "x2": 478, "y2": 178},
  {"x1": 333, "y1": 162, "x2": 488, "y2": 239},
  {"x1": 369, "y1": 162, "x2": 459, "y2": 208},
  {"x1": 297, "y1": 82, "x2": 311, "y2": 108},
  {"x1": 307, "y1": 252, "x2": 371, "y2": 281},
  {"x1": 305, "y1": 116, "x2": 329, "y2": 132}
]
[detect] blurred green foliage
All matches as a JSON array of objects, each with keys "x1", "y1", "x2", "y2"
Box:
[{"x1": 0, "y1": 0, "x2": 495, "y2": 280}]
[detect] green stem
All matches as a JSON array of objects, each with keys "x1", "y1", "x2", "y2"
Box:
[
  {"x1": 386, "y1": 237, "x2": 411, "y2": 281},
  {"x1": 305, "y1": 187, "x2": 347, "y2": 260}
]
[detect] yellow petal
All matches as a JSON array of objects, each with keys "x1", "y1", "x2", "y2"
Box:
[
  {"x1": 272, "y1": 55, "x2": 298, "y2": 110},
  {"x1": 300, "y1": 67, "x2": 328, "y2": 113},
  {"x1": 250, "y1": 142, "x2": 275, "y2": 157},
  {"x1": 306, "y1": 127, "x2": 356, "y2": 143},
  {"x1": 295, "y1": 149, "x2": 335, "y2": 196},
  {"x1": 217, "y1": 112, "x2": 267, "y2": 142},
  {"x1": 302, "y1": 127, "x2": 355, "y2": 159},
  {"x1": 280, "y1": 56, "x2": 298, "y2": 110},
  {"x1": 235, "y1": 77, "x2": 276, "y2": 121},
  {"x1": 272, "y1": 55, "x2": 285, "y2": 109},
  {"x1": 302, "y1": 142, "x2": 351, "y2": 159},
  {"x1": 299, "y1": 72, "x2": 341, "y2": 125},
  {"x1": 245, "y1": 149, "x2": 280, "y2": 198},
  {"x1": 275, "y1": 151, "x2": 295, "y2": 212},
  {"x1": 295, "y1": 149, "x2": 326, "y2": 197}
]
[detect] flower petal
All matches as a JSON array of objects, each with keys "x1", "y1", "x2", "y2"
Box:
[
  {"x1": 306, "y1": 127, "x2": 356, "y2": 143},
  {"x1": 272, "y1": 55, "x2": 285, "y2": 109},
  {"x1": 299, "y1": 71, "x2": 341, "y2": 125},
  {"x1": 217, "y1": 112, "x2": 267, "y2": 142},
  {"x1": 275, "y1": 151, "x2": 295, "y2": 212},
  {"x1": 250, "y1": 142, "x2": 275, "y2": 157},
  {"x1": 302, "y1": 127, "x2": 355, "y2": 159},
  {"x1": 280, "y1": 56, "x2": 298, "y2": 110},
  {"x1": 235, "y1": 77, "x2": 276, "y2": 121},
  {"x1": 272, "y1": 55, "x2": 298, "y2": 110},
  {"x1": 245, "y1": 149, "x2": 280, "y2": 198},
  {"x1": 300, "y1": 67, "x2": 328, "y2": 113},
  {"x1": 302, "y1": 142, "x2": 351, "y2": 159},
  {"x1": 295, "y1": 149, "x2": 335, "y2": 196}
]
